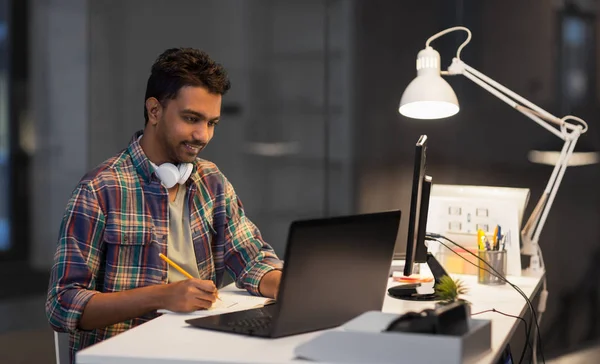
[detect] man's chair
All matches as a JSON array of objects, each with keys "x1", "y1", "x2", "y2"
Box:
[{"x1": 54, "y1": 331, "x2": 69, "y2": 364}]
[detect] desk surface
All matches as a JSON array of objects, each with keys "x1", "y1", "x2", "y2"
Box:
[{"x1": 77, "y1": 272, "x2": 544, "y2": 364}]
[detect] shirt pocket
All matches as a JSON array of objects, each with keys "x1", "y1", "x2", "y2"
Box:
[
  {"x1": 103, "y1": 227, "x2": 161, "y2": 291},
  {"x1": 192, "y1": 215, "x2": 217, "y2": 242}
]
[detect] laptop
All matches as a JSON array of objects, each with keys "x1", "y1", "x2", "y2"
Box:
[{"x1": 185, "y1": 210, "x2": 401, "y2": 338}]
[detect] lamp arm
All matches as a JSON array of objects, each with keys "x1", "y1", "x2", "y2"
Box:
[
  {"x1": 450, "y1": 60, "x2": 588, "y2": 132},
  {"x1": 528, "y1": 134, "x2": 579, "y2": 247},
  {"x1": 462, "y1": 63, "x2": 569, "y2": 126},
  {"x1": 445, "y1": 58, "x2": 586, "y2": 270},
  {"x1": 448, "y1": 59, "x2": 568, "y2": 139},
  {"x1": 521, "y1": 141, "x2": 567, "y2": 239}
]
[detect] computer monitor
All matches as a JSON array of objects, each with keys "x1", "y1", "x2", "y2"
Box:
[
  {"x1": 403, "y1": 135, "x2": 428, "y2": 277},
  {"x1": 391, "y1": 135, "x2": 449, "y2": 301}
]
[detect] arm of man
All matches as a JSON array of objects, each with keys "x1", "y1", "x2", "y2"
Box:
[
  {"x1": 258, "y1": 270, "x2": 283, "y2": 299},
  {"x1": 220, "y1": 175, "x2": 284, "y2": 299},
  {"x1": 79, "y1": 279, "x2": 217, "y2": 330},
  {"x1": 46, "y1": 184, "x2": 219, "y2": 332}
]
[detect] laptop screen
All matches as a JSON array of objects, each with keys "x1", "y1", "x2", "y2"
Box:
[{"x1": 272, "y1": 210, "x2": 401, "y2": 337}]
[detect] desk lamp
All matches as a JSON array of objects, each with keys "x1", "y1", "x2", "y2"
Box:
[{"x1": 398, "y1": 26, "x2": 589, "y2": 273}]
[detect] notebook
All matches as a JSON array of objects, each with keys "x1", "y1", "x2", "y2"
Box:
[{"x1": 157, "y1": 292, "x2": 276, "y2": 316}]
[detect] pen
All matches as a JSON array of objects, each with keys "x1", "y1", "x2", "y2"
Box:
[
  {"x1": 501, "y1": 230, "x2": 509, "y2": 251},
  {"x1": 158, "y1": 253, "x2": 221, "y2": 300}
]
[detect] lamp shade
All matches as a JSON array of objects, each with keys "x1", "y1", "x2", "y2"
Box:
[{"x1": 399, "y1": 47, "x2": 459, "y2": 119}]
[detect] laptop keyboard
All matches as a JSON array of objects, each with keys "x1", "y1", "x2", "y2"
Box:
[
  {"x1": 185, "y1": 303, "x2": 278, "y2": 336},
  {"x1": 224, "y1": 307, "x2": 275, "y2": 333},
  {"x1": 227, "y1": 317, "x2": 272, "y2": 331}
]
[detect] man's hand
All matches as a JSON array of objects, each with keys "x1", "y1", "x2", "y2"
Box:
[
  {"x1": 259, "y1": 270, "x2": 282, "y2": 299},
  {"x1": 162, "y1": 279, "x2": 218, "y2": 312},
  {"x1": 78, "y1": 279, "x2": 218, "y2": 330}
]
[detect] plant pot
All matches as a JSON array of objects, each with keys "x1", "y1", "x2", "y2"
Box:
[{"x1": 435, "y1": 300, "x2": 471, "y2": 317}]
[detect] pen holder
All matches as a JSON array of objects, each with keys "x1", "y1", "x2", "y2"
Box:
[{"x1": 477, "y1": 250, "x2": 507, "y2": 285}]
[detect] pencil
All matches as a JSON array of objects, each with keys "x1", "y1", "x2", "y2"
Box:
[{"x1": 158, "y1": 253, "x2": 220, "y2": 300}]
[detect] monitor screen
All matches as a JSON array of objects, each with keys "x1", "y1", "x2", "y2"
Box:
[{"x1": 403, "y1": 135, "x2": 428, "y2": 276}]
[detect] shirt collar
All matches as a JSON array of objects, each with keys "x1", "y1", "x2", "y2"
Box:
[{"x1": 127, "y1": 130, "x2": 200, "y2": 185}]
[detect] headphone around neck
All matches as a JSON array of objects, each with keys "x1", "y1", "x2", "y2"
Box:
[
  {"x1": 139, "y1": 135, "x2": 193, "y2": 188},
  {"x1": 149, "y1": 161, "x2": 193, "y2": 189}
]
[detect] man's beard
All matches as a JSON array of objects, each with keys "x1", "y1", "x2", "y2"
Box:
[
  {"x1": 157, "y1": 118, "x2": 205, "y2": 163},
  {"x1": 164, "y1": 138, "x2": 205, "y2": 164}
]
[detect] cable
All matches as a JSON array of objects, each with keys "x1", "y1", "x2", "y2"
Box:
[
  {"x1": 429, "y1": 237, "x2": 531, "y2": 364},
  {"x1": 532, "y1": 238, "x2": 548, "y2": 364},
  {"x1": 432, "y1": 234, "x2": 545, "y2": 364},
  {"x1": 428, "y1": 237, "x2": 531, "y2": 363},
  {"x1": 427, "y1": 234, "x2": 545, "y2": 364},
  {"x1": 430, "y1": 235, "x2": 543, "y2": 364},
  {"x1": 533, "y1": 275, "x2": 548, "y2": 364},
  {"x1": 425, "y1": 26, "x2": 472, "y2": 60},
  {"x1": 471, "y1": 308, "x2": 531, "y2": 355},
  {"x1": 533, "y1": 312, "x2": 544, "y2": 364}
]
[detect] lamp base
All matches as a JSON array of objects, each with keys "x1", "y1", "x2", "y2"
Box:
[
  {"x1": 527, "y1": 254, "x2": 543, "y2": 272},
  {"x1": 521, "y1": 236, "x2": 544, "y2": 272}
]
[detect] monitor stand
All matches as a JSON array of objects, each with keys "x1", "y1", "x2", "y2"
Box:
[{"x1": 388, "y1": 253, "x2": 450, "y2": 301}]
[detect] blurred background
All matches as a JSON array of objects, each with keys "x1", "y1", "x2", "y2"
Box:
[{"x1": 1, "y1": 0, "x2": 599, "y2": 362}]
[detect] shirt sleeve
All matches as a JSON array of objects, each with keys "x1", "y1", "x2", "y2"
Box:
[
  {"x1": 221, "y1": 176, "x2": 283, "y2": 296},
  {"x1": 45, "y1": 183, "x2": 105, "y2": 333}
]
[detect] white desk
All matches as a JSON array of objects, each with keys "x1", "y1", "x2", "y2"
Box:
[{"x1": 77, "y1": 273, "x2": 544, "y2": 364}]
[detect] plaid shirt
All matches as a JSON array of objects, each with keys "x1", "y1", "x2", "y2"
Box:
[{"x1": 46, "y1": 131, "x2": 283, "y2": 362}]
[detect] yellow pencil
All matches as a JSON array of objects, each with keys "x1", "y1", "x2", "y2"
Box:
[{"x1": 158, "y1": 253, "x2": 220, "y2": 300}]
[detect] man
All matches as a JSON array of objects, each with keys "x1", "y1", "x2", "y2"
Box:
[{"x1": 46, "y1": 48, "x2": 283, "y2": 362}]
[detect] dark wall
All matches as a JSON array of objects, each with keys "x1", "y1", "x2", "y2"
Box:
[{"x1": 353, "y1": 0, "x2": 600, "y2": 358}]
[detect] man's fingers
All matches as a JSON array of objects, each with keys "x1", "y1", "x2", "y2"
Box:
[
  {"x1": 194, "y1": 296, "x2": 214, "y2": 310},
  {"x1": 186, "y1": 281, "x2": 217, "y2": 303},
  {"x1": 194, "y1": 288, "x2": 217, "y2": 303},
  {"x1": 190, "y1": 279, "x2": 218, "y2": 294}
]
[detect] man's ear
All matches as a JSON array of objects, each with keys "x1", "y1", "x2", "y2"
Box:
[{"x1": 145, "y1": 98, "x2": 161, "y2": 125}]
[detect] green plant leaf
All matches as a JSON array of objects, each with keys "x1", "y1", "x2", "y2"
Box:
[{"x1": 434, "y1": 275, "x2": 469, "y2": 304}]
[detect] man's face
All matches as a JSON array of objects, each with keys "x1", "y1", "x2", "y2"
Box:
[{"x1": 151, "y1": 86, "x2": 221, "y2": 164}]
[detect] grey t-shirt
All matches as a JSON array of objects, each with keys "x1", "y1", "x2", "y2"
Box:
[{"x1": 167, "y1": 186, "x2": 201, "y2": 282}]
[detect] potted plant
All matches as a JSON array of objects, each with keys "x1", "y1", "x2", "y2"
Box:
[{"x1": 434, "y1": 275, "x2": 471, "y2": 315}]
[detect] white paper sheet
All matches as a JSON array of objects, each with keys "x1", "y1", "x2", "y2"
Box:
[{"x1": 157, "y1": 292, "x2": 276, "y2": 316}]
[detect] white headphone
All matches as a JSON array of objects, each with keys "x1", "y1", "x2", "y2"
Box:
[
  {"x1": 149, "y1": 161, "x2": 193, "y2": 189},
  {"x1": 138, "y1": 134, "x2": 193, "y2": 188}
]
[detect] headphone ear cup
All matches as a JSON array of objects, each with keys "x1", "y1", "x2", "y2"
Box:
[
  {"x1": 177, "y1": 163, "x2": 193, "y2": 185},
  {"x1": 154, "y1": 163, "x2": 179, "y2": 189}
]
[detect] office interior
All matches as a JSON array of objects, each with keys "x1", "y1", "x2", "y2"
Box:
[{"x1": 1, "y1": 0, "x2": 599, "y2": 362}]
